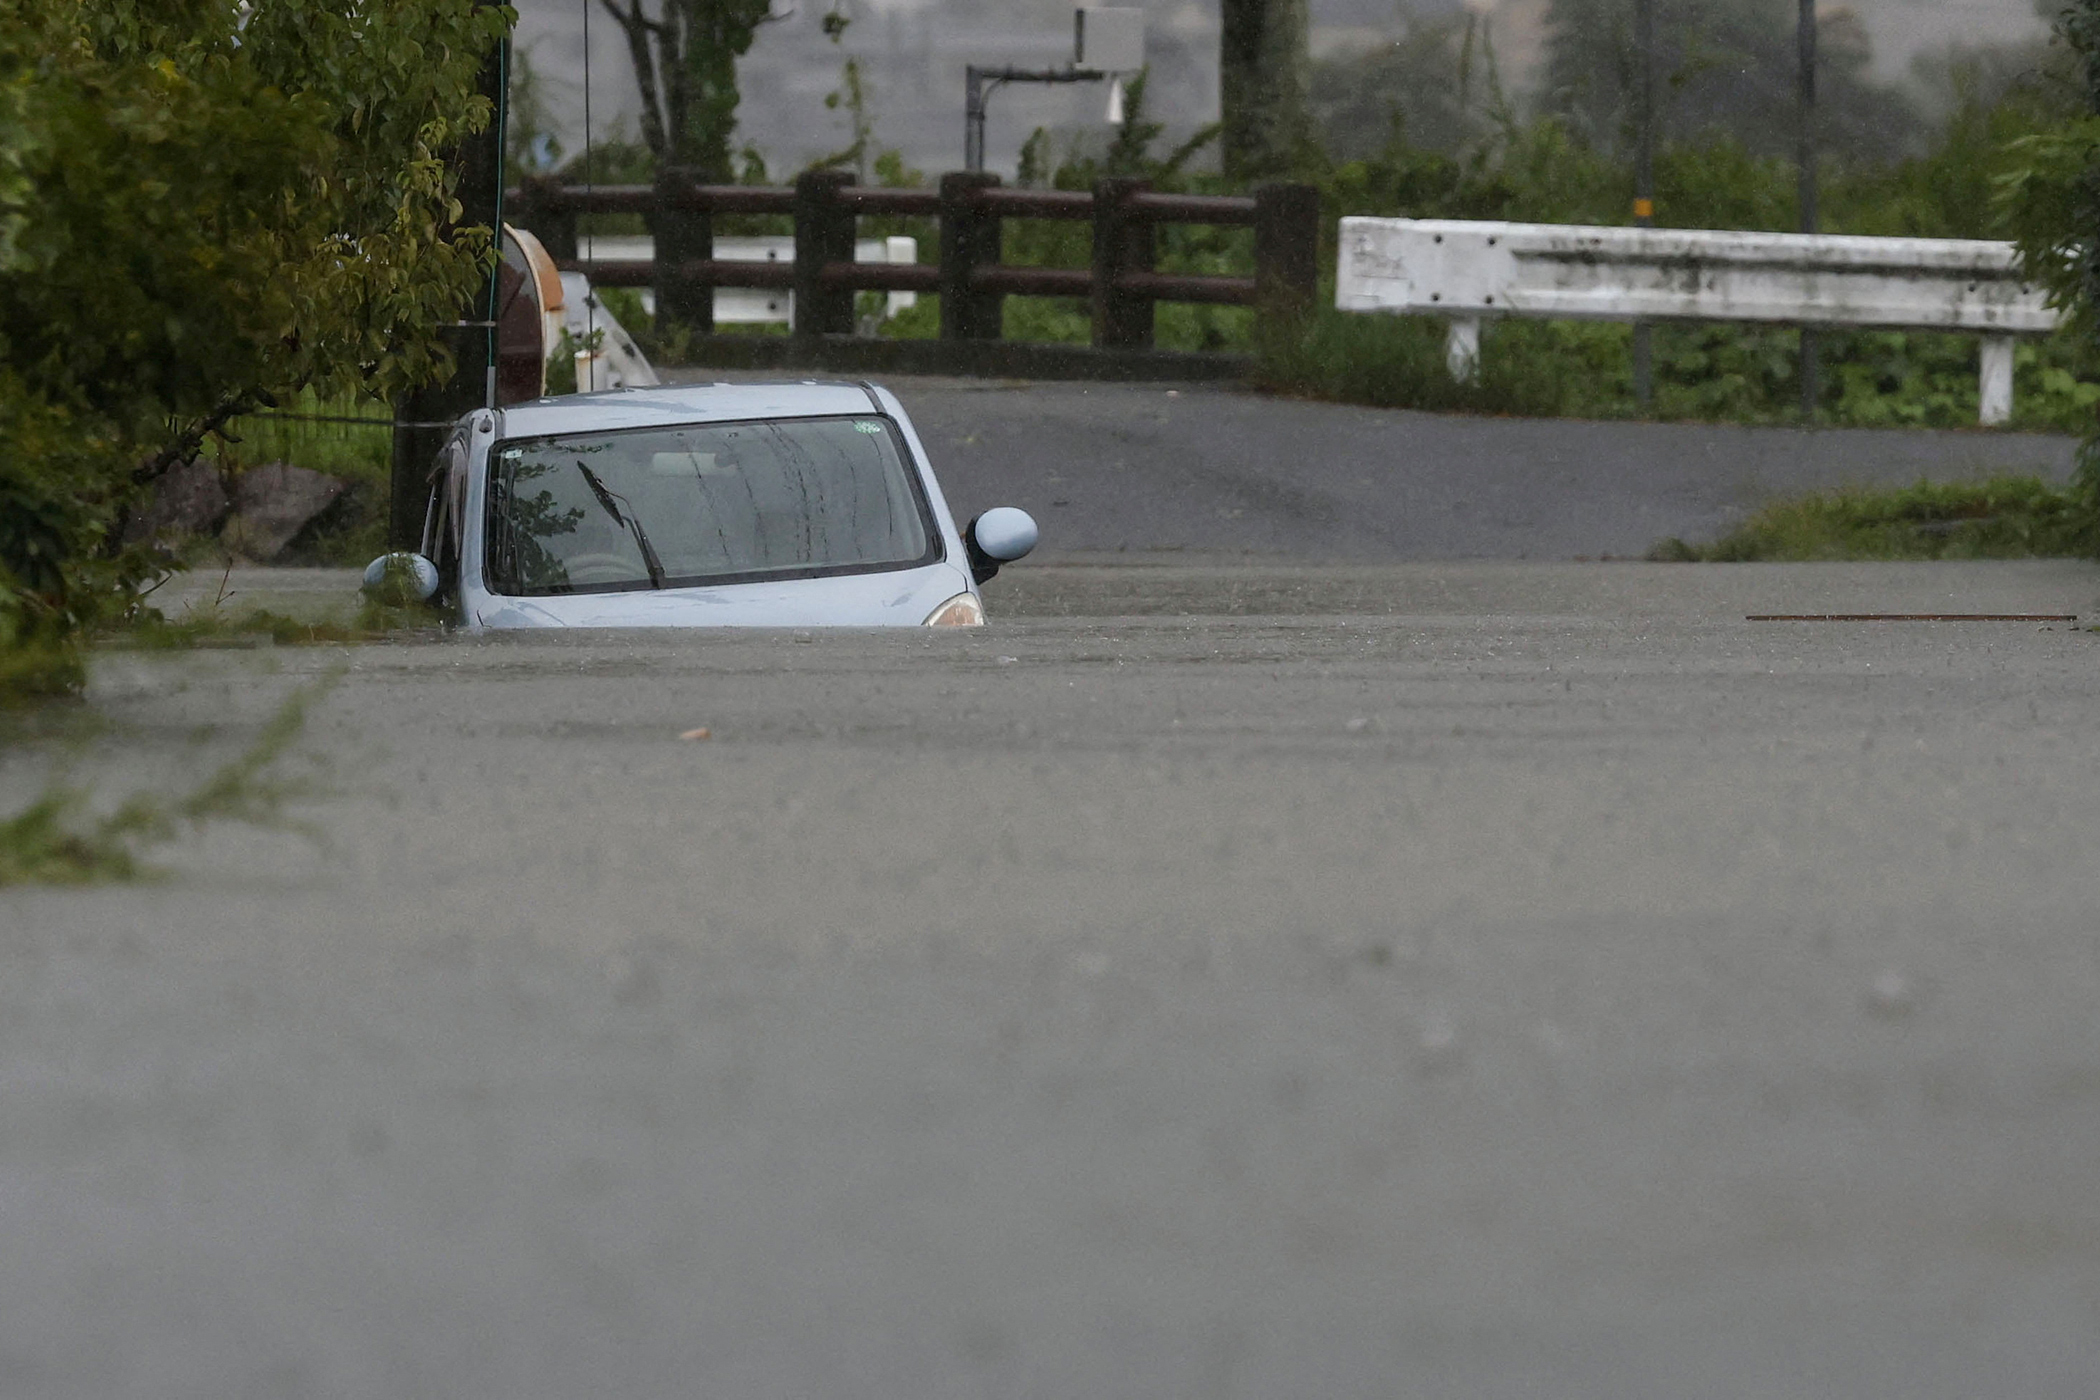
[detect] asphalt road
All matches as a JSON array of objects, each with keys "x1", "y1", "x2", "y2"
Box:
[
  {"x1": 5, "y1": 559, "x2": 2100, "y2": 1398},
  {"x1": 668, "y1": 370, "x2": 2084, "y2": 559}
]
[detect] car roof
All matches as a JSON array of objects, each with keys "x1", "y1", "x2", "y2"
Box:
[{"x1": 494, "y1": 381, "x2": 884, "y2": 438}]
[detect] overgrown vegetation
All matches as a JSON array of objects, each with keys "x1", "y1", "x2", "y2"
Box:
[
  {"x1": 0, "y1": 0, "x2": 507, "y2": 700},
  {"x1": 1648, "y1": 476, "x2": 2094, "y2": 560},
  {"x1": 529, "y1": 2, "x2": 2100, "y2": 440},
  {"x1": 1536, "y1": 0, "x2": 1920, "y2": 164},
  {"x1": 0, "y1": 676, "x2": 329, "y2": 887},
  {"x1": 594, "y1": 0, "x2": 776, "y2": 182},
  {"x1": 1635, "y1": 0, "x2": 2100, "y2": 559},
  {"x1": 1265, "y1": 51, "x2": 2100, "y2": 429}
]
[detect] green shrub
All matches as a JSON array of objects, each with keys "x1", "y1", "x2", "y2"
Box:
[
  {"x1": 0, "y1": 0, "x2": 502, "y2": 691},
  {"x1": 1650, "y1": 476, "x2": 2097, "y2": 560}
]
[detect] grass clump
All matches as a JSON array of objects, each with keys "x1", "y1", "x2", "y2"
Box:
[
  {"x1": 1648, "y1": 475, "x2": 2095, "y2": 560},
  {"x1": 97, "y1": 562, "x2": 445, "y2": 651},
  {"x1": 0, "y1": 789, "x2": 158, "y2": 885},
  {"x1": 109, "y1": 601, "x2": 439, "y2": 651},
  {"x1": 0, "y1": 677, "x2": 328, "y2": 887},
  {"x1": 0, "y1": 637, "x2": 85, "y2": 708}
]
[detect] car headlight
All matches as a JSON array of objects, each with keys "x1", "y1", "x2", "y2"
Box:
[{"x1": 923, "y1": 592, "x2": 986, "y2": 626}]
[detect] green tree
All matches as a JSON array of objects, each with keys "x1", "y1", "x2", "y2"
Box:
[
  {"x1": 1539, "y1": 0, "x2": 1918, "y2": 166},
  {"x1": 1310, "y1": 10, "x2": 1512, "y2": 162},
  {"x1": 1999, "y1": 0, "x2": 2100, "y2": 547},
  {"x1": 1221, "y1": 0, "x2": 1317, "y2": 180},
  {"x1": 0, "y1": 0, "x2": 510, "y2": 682},
  {"x1": 597, "y1": 0, "x2": 776, "y2": 180}
]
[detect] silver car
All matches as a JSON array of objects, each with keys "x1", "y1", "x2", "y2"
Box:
[{"x1": 368, "y1": 381, "x2": 1037, "y2": 629}]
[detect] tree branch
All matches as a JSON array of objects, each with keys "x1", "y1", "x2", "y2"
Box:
[
  {"x1": 599, "y1": 0, "x2": 670, "y2": 159},
  {"x1": 133, "y1": 393, "x2": 259, "y2": 488},
  {"x1": 662, "y1": 0, "x2": 692, "y2": 165}
]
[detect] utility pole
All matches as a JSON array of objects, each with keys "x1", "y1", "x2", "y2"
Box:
[
  {"x1": 390, "y1": 10, "x2": 510, "y2": 547},
  {"x1": 1632, "y1": 0, "x2": 1656, "y2": 411},
  {"x1": 1797, "y1": 0, "x2": 1818, "y2": 423}
]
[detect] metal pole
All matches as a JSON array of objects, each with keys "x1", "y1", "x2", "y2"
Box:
[
  {"x1": 964, "y1": 65, "x2": 1103, "y2": 175},
  {"x1": 391, "y1": 15, "x2": 509, "y2": 547},
  {"x1": 1632, "y1": 0, "x2": 1655, "y2": 412},
  {"x1": 965, "y1": 66, "x2": 985, "y2": 173},
  {"x1": 1797, "y1": 0, "x2": 1818, "y2": 422}
]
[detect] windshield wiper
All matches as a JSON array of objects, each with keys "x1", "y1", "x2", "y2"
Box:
[{"x1": 574, "y1": 461, "x2": 666, "y2": 589}]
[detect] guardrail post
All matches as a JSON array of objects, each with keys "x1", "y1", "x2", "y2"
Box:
[
  {"x1": 1446, "y1": 318, "x2": 1482, "y2": 382},
  {"x1": 794, "y1": 169, "x2": 857, "y2": 341},
  {"x1": 653, "y1": 166, "x2": 713, "y2": 341},
  {"x1": 939, "y1": 172, "x2": 1004, "y2": 341},
  {"x1": 514, "y1": 175, "x2": 577, "y2": 263},
  {"x1": 1254, "y1": 182, "x2": 1320, "y2": 344},
  {"x1": 1092, "y1": 178, "x2": 1155, "y2": 350},
  {"x1": 1979, "y1": 335, "x2": 2015, "y2": 426}
]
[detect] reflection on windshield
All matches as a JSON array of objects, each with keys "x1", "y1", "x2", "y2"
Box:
[{"x1": 484, "y1": 416, "x2": 936, "y2": 595}]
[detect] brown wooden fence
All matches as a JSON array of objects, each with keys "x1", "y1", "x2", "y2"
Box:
[{"x1": 507, "y1": 169, "x2": 1319, "y2": 358}]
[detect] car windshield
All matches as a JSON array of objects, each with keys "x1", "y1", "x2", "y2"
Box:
[{"x1": 484, "y1": 415, "x2": 937, "y2": 595}]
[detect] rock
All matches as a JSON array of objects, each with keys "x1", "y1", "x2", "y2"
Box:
[
  {"x1": 124, "y1": 459, "x2": 230, "y2": 543},
  {"x1": 221, "y1": 463, "x2": 346, "y2": 561}
]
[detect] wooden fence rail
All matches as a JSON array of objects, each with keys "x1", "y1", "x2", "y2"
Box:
[{"x1": 507, "y1": 169, "x2": 1319, "y2": 356}]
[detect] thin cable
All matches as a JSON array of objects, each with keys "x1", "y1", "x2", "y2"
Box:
[
  {"x1": 581, "y1": 0, "x2": 597, "y2": 389},
  {"x1": 487, "y1": 36, "x2": 511, "y2": 410},
  {"x1": 247, "y1": 412, "x2": 465, "y2": 429}
]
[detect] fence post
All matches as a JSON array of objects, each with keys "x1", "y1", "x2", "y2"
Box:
[
  {"x1": 1979, "y1": 335, "x2": 2015, "y2": 426},
  {"x1": 939, "y1": 172, "x2": 1004, "y2": 341},
  {"x1": 1092, "y1": 177, "x2": 1154, "y2": 350},
  {"x1": 794, "y1": 169, "x2": 858, "y2": 342},
  {"x1": 1254, "y1": 182, "x2": 1321, "y2": 351},
  {"x1": 653, "y1": 166, "x2": 712, "y2": 342},
  {"x1": 515, "y1": 175, "x2": 577, "y2": 263}
]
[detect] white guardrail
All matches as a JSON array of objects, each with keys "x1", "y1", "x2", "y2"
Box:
[
  {"x1": 576, "y1": 233, "x2": 919, "y2": 326},
  {"x1": 1334, "y1": 218, "x2": 2061, "y2": 424}
]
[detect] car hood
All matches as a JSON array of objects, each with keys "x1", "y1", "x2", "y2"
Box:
[{"x1": 466, "y1": 560, "x2": 977, "y2": 630}]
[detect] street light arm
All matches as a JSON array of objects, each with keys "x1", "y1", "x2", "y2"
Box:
[{"x1": 964, "y1": 65, "x2": 1110, "y2": 172}]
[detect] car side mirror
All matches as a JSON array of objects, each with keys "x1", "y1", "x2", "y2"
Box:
[
  {"x1": 362, "y1": 552, "x2": 440, "y2": 605},
  {"x1": 962, "y1": 507, "x2": 1038, "y2": 585}
]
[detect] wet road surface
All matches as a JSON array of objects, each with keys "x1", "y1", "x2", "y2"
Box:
[
  {"x1": 667, "y1": 370, "x2": 2084, "y2": 560},
  {"x1": 5, "y1": 561, "x2": 2100, "y2": 1397}
]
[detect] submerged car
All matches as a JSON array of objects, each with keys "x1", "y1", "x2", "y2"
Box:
[{"x1": 366, "y1": 381, "x2": 1037, "y2": 629}]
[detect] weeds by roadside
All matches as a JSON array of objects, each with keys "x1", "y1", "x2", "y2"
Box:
[
  {"x1": 1648, "y1": 475, "x2": 2096, "y2": 560},
  {"x1": 1253, "y1": 307, "x2": 2100, "y2": 433},
  {"x1": 113, "y1": 598, "x2": 442, "y2": 650},
  {"x1": 2, "y1": 565, "x2": 437, "y2": 708},
  {"x1": 0, "y1": 674, "x2": 332, "y2": 887},
  {"x1": 0, "y1": 640, "x2": 84, "y2": 708}
]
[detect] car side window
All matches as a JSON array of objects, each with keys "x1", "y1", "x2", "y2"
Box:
[{"x1": 420, "y1": 438, "x2": 469, "y2": 583}]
